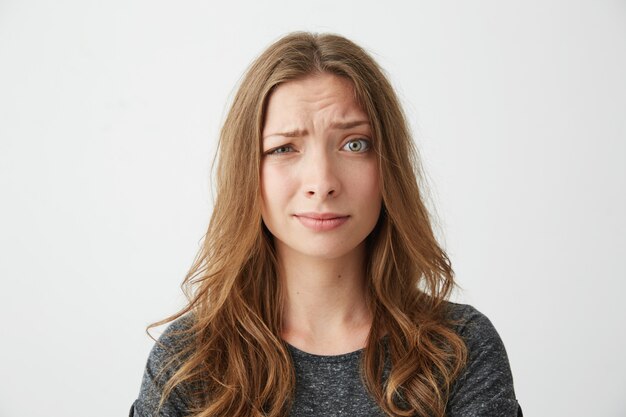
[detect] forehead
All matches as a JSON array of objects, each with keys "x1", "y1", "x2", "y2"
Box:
[{"x1": 262, "y1": 73, "x2": 369, "y2": 132}]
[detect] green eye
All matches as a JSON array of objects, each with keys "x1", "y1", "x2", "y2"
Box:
[{"x1": 344, "y1": 138, "x2": 371, "y2": 153}]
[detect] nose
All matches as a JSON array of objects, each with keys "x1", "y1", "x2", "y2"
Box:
[{"x1": 302, "y1": 149, "x2": 341, "y2": 200}]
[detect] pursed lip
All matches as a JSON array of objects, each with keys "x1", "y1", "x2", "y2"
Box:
[{"x1": 294, "y1": 212, "x2": 349, "y2": 220}]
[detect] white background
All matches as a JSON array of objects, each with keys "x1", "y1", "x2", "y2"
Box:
[{"x1": 1, "y1": 1, "x2": 625, "y2": 416}]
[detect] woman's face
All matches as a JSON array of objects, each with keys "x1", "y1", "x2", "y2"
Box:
[{"x1": 260, "y1": 72, "x2": 382, "y2": 261}]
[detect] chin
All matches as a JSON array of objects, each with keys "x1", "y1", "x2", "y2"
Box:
[{"x1": 293, "y1": 240, "x2": 366, "y2": 260}]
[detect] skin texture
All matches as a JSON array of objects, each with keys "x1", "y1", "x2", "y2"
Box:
[{"x1": 260, "y1": 72, "x2": 383, "y2": 355}]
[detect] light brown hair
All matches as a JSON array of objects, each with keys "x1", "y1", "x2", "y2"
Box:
[{"x1": 148, "y1": 31, "x2": 467, "y2": 417}]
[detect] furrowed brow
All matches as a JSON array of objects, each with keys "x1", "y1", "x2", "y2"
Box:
[
  {"x1": 263, "y1": 120, "x2": 370, "y2": 139},
  {"x1": 264, "y1": 128, "x2": 308, "y2": 139},
  {"x1": 330, "y1": 120, "x2": 370, "y2": 130}
]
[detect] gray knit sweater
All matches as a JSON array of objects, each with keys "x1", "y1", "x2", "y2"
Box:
[{"x1": 130, "y1": 302, "x2": 522, "y2": 416}]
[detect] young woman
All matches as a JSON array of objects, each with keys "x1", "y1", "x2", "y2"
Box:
[{"x1": 130, "y1": 32, "x2": 522, "y2": 417}]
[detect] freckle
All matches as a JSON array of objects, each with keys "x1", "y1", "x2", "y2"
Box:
[{"x1": 338, "y1": 274, "x2": 342, "y2": 278}]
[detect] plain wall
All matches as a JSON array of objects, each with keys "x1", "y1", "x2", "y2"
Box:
[{"x1": 1, "y1": 1, "x2": 625, "y2": 416}]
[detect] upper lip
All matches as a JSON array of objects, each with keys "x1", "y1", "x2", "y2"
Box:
[{"x1": 295, "y1": 212, "x2": 349, "y2": 220}]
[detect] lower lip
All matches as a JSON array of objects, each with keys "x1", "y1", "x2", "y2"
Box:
[{"x1": 295, "y1": 215, "x2": 349, "y2": 232}]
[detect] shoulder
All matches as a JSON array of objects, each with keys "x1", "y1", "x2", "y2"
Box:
[
  {"x1": 443, "y1": 301, "x2": 512, "y2": 381},
  {"x1": 131, "y1": 313, "x2": 197, "y2": 417},
  {"x1": 148, "y1": 312, "x2": 198, "y2": 382},
  {"x1": 144, "y1": 313, "x2": 197, "y2": 373},
  {"x1": 442, "y1": 301, "x2": 522, "y2": 417},
  {"x1": 153, "y1": 313, "x2": 196, "y2": 354},
  {"x1": 444, "y1": 301, "x2": 500, "y2": 341}
]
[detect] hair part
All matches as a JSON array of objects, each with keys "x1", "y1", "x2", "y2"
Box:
[{"x1": 147, "y1": 31, "x2": 467, "y2": 417}]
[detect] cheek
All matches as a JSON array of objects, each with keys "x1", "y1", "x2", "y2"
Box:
[
  {"x1": 260, "y1": 164, "x2": 291, "y2": 214},
  {"x1": 351, "y1": 163, "x2": 381, "y2": 201}
]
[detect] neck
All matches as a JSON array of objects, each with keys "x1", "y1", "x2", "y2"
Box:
[{"x1": 277, "y1": 242, "x2": 373, "y2": 355}]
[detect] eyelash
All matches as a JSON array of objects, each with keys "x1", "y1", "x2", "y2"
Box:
[{"x1": 265, "y1": 138, "x2": 372, "y2": 156}]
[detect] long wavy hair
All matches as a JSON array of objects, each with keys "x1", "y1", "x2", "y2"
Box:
[{"x1": 147, "y1": 31, "x2": 467, "y2": 417}]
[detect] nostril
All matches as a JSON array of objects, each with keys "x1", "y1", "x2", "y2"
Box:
[{"x1": 305, "y1": 187, "x2": 337, "y2": 197}]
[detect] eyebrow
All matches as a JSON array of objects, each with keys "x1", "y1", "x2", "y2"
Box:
[{"x1": 263, "y1": 120, "x2": 370, "y2": 139}]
